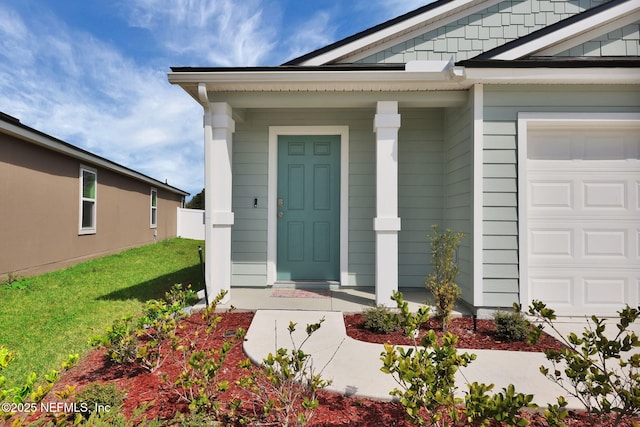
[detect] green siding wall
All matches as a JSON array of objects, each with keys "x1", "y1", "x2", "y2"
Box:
[
  {"x1": 356, "y1": 0, "x2": 607, "y2": 64},
  {"x1": 230, "y1": 107, "x2": 449, "y2": 288},
  {"x1": 482, "y1": 84, "x2": 640, "y2": 307},
  {"x1": 232, "y1": 109, "x2": 378, "y2": 287},
  {"x1": 443, "y1": 100, "x2": 473, "y2": 302},
  {"x1": 398, "y1": 109, "x2": 445, "y2": 287}
]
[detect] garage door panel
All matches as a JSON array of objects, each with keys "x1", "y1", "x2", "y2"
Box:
[
  {"x1": 529, "y1": 221, "x2": 637, "y2": 264},
  {"x1": 526, "y1": 127, "x2": 640, "y2": 316},
  {"x1": 583, "y1": 229, "x2": 627, "y2": 258},
  {"x1": 584, "y1": 278, "x2": 628, "y2": 306},
  {"x1": 529, "y1": 269, "x2": 637, "y2": 316},
  {"x1": 529, "y1": 180, "x2": 572, "y2": 209},
  {"x1": 583, "y1": 181, "x2": 627, "y2": 209},
  {"x1": 529, "y1": 276, "x2": 574, "y2": 305},
  {"x1": 530, "y1": 229, "x2": 573, "y2": 257}
]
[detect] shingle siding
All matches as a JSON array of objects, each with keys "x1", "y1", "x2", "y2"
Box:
[
  {"x1": 356, "y1": 0, "x2": 608, "y2": 63},
  {"x1": 548, "y1": 22, "x2": 640, "y2": 57}
]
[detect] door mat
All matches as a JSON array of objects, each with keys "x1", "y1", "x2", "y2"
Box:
[{"x1": 271, "y1": 289, "x2": 331, "y2": 299}]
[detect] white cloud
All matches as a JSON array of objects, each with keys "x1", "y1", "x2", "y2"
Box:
[
  {"x1": 126, "y1": 0, "x2": 278, "y2": 66},
  {"x1": 282, "y1": 10, "x2": 335, "y2": 63},
  {"x1": 0, "y1": 4, "x2": 203, "y2": 195}
]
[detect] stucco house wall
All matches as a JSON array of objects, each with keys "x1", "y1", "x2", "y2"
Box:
[{"x1": 0, "y1": 114, "x2": 188, "y2": 279}]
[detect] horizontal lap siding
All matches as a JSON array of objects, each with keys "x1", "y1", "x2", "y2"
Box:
[
  {"x1": 232, "y1": 126, "x2": 269, "y2": 286},
  {"x1": 482, "y1": 84, "x2": 640, "y2": 308},
  {"x1": 399, "y1": 110, "x2": 444, "y2": 287},
  {"x1": 444, "y1": 101, "x2": 473, "y2": 302},
  {"x1": 347, "y1": 112, "x2": 376, "y2": 286}
]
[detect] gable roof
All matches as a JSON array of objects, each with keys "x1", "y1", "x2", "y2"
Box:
[
  {"x1": 0, "y1": 112, "x2": 189, "y2": 196},
  {"x1": 468, "y1": 0, "x2": 640, "y2": 61},
  {"x1": 285, "y1": 0, "x2": 639, "y2": 67},
  {"x1": 285, "y1": 0, "x2": 502, "y2": 66}
]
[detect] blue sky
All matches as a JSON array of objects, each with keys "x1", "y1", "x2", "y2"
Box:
[{"x1": 0, "y1": 0, "x2": 427, "y2": 198}]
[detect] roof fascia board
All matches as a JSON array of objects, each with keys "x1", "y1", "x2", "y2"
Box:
[
  {"x1": 168, "y1": 67, "x2": 463, "y2": 91},
  {"x1": 534, "y1": 10, "x2": 640, "y2": 56},
  {"x1": 0, "y1": 120, "x2": 189, "y2": 196},
  {"x1": 339, "y1": 0, "x2": 503, "y2": 64},
  {"x1": 489, "y1": 0, "x2": 640, "y2": 60},
  {"x1": 297, "y1": 0, "x2": 498, "y2": 66},
  {"x1": 464, "y1": 66, "x2": 640, "y2": 84}
]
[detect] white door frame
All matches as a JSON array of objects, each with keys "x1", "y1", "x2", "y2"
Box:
[
  {"x1": 517, "y1": 112, "x2": 640, "y2": 309},
  {"x1": 267, "y1": 126, "x2": 349, "y2": 286}
]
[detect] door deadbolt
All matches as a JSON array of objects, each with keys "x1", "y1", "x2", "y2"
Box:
[{"x1": 277, "y1": 198, "x2": 284, "y2": 207}]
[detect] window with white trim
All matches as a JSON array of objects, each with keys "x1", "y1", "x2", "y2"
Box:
[
  {"x1": 150, "y1": 187, "x2": 158, "y2": 228},
  {"x1": 79, "y1": 165, "x2": 97, "y2": 234}
]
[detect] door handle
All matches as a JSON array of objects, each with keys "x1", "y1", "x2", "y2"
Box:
[{"x1": 278, "y1": 212, "x2": 284, "y2": 218}]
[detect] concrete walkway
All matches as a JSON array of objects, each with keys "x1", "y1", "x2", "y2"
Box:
[
  {"x1": 193, "y1": 287, "x2": 639, "y2": 410},
  {"x1": 243, "y1": 310, "x2": 583, "y2": 409}
]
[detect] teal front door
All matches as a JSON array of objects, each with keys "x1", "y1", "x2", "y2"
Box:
[{"x1": 277, "y1": 135, "x2": 340, "y2": 281}]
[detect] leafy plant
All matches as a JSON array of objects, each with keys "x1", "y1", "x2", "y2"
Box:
[
  {"x1": 1, "y1": 351, "x2": 79, "y2": 423},
  {"x1": 171, "y1": 290, "x2": 246, "y2": 424},
  {"x1": 239, "y1": 318, "x2": 338, "y2": 426},
  {"x1": 74, "y1": 382, "x2": 124, "y2": 418},
  {"x1": 424, "y1": 225, "x2": 464, "y2": 331},
  {"x1": 461, "y1": 382, "x2": 535, "y2": 426},
  {"x1": 382, "y1": 293, "x2": 534, "y2": 426},
  {"x1": 527, "y1": 300, "x2": 640, "y2": 427},
  {"x1": 362, "y1": 304, "x2": 402, "y2": 334},
  {"x1": 381, "y1": 330, "x2": 475, "y2": 426},
  {"x1": 1, "y1": 272, "x2": 31, "y2": 290},
  {"x1": 493, "y1": 304, "x2": 532, "y2": 342},
  {"x1": 90, "y1": 284, "x2": 195, "y2": 372}
]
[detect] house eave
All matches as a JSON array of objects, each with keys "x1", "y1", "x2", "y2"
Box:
[{"x1": 169, "y1": 62, "x2": 640, "y2": 108}]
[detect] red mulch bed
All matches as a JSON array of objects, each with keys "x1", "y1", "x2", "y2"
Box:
[
  {"x1": 344, "y1": 314, "x2": 567, "y2": 352},
  {"x1": 11, "y1": 311, "x2": 638, "y2": 427}
]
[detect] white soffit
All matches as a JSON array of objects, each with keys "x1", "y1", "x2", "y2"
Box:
[
  {"x1": 490, "y1": 1, "x2": 640, "y2": 60},
  {"x1": 300, "y1": 0, "x2": 503, "y2": 65}
]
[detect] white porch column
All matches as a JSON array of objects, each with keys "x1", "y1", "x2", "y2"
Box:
[
  {"x1": 204, "y1": 102, "x2": 235, "y2": 304},
  {"x1": 373, "y1": 101, "x2": 401, "y2": 306}
]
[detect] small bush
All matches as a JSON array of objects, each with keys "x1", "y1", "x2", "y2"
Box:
[
  {"x1": 424, "y1": 225, "x2": 464, "y2": 331},
  {"x1": 362, "y1": 305, "x2": 401, "y2": 334},
  {"x1": 493, "y1": 309, "x2": 531, "y2": 342},
  {"x1": 74, "y1": 382, "x2": 124, "y2": 417}
]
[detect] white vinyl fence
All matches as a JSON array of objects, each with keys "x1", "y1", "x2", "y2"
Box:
[{"x1": 177, "y1": 208, "x2": 205, "y2": 240}]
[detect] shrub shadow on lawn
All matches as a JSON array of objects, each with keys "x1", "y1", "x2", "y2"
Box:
[{"x1": 97, "y1": 265, "x2": 203, "y2": 302}]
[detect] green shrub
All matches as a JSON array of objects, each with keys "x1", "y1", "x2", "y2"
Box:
[
  {"x1": 90, "y1": 283, "x2": 195, "y2": 372},
  {"x1": 381, "y1": 293, "x2": 534, "y2": 426},
  {"x1": 424, "y1": 225, "x2": 464, "y2": 331},
  {"x1": 74, "y1": 382, "x2": 124, "y2": 417},
  {"x1": 239, "y1": 318, "x2": 336, "y2": 427},
  {"x1": 362, "y1": 305, "x2": 401, "y2": 334},
  {"x1": 528, "y1": 301, "x2": 640, "y2": 427},
  {"x1": 493, "y1": 308, "x2": 531, "y2": 342}
]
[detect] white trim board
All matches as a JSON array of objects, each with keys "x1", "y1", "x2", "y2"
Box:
[
  {"x1": 516, "y1": 112, "x2": 640, "y2": 309},
  {"x1": 267, "y1": 126, "x2": 350, "y2": 286}
]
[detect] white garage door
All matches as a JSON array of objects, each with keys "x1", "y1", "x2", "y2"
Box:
[{"x1": 526, "y1": 127, "x2": 640, "y2": 316}]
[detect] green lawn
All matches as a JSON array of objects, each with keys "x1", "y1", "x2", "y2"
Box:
[{"x1": 0, "y1": 238, "x2": 204, "y2": 387}]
